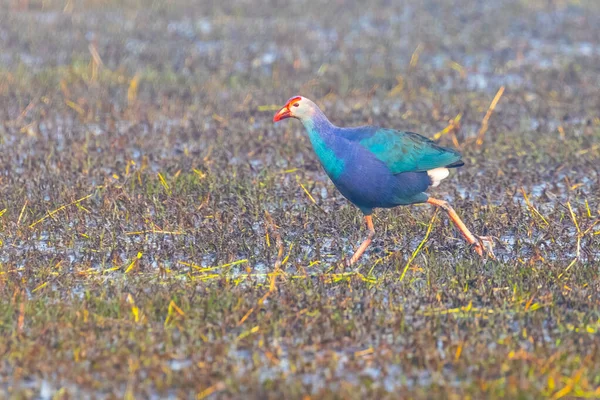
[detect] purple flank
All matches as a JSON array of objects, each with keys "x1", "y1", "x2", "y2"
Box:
[{"x1": 328, "y1": 144, "x2": 431, "y2": 215}]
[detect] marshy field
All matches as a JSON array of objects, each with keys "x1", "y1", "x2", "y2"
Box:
[{"x1": 1, "y1": 0, "x2": 600, "y2": 398}]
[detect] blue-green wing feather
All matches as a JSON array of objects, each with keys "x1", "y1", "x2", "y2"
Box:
[{"x1": 351, "y1": 128, "x2": 462, "y2": 174}]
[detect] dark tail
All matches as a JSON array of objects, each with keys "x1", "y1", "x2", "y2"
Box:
[{"x1": 446, "y1": 160, "x2": 465, "y2": 168}]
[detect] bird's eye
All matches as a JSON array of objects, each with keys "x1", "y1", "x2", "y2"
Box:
[{"x1": 293, "y1": 103, "x2": 299, "y2": 107}]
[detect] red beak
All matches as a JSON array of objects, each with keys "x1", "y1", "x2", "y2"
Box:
[{"x1": 273, "y1": 106, "x2": 291, "y2": 122}]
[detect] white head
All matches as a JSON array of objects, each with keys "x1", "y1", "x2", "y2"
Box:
[{"x1": 273, "y1": 96, "x2": 319, "y2": 123}]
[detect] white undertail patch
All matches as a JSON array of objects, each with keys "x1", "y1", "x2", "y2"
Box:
[{"x1": 427, "y1": 167, "x2": 450, "y2": 187}]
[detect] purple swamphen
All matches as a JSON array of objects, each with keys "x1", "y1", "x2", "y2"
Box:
[{"x1": 273, "y1": 96, "x2": 494, "y2": 265}]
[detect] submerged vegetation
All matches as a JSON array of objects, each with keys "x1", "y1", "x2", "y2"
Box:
[{"x1": 0, "y1": 0, "x2": 599, "y2": 398}]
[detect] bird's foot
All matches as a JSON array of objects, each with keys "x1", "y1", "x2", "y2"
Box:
[
  {"x1": 340, "y1": 258, "x2": 364, "y2": 273},
  {"x1": 335, "y1": 257, "x2": 348, "y2": 271},
  {"x1": 341, "y1": 257, "x2": 353, "y2": 269},
  {"x1": 474, "y1": 236, "x2": 495, "y2": 260},
  {"x1": 339, "y1": 258, "x2": 366, "y2": 276},
  {"x1": 342, "y1": 253, "x2": 362, "y2": 268}
]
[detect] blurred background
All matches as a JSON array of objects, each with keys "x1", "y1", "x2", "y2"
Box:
[{"x1": 1, "y1": 0, "x2": 599, "y2": 398}]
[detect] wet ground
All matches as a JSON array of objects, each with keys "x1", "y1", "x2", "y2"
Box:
[{"x1": 0, "y1": 0, "x2": 599, "y2": 398}]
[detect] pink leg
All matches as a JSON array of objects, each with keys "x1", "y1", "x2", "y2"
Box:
[
  {"x1": 427, "y1": 198, "x2": 494, "y2": 258},
  {"x1": 348, "y1": 215, "x2": 375, "y2": 265}
]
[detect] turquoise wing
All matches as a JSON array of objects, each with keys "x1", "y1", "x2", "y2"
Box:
[{"x1": 356, "y1": 129, "x2": 462, "y2": 174}]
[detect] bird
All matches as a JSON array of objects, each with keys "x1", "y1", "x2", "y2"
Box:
[{"x1": 273, "y1": 96, "x2": 494, "y2": 265}]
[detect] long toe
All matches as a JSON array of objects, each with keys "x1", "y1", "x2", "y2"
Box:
[{"x1": 477, "y1": 236, "x2": 495, "y2": 260}]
